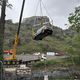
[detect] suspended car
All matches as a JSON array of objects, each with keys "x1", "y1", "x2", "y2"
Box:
[{"x1": 33, "y1": 25, "x2": 53, "y2": 40}]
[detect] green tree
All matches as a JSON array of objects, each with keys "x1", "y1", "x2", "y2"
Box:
[
  {"x1": 68, "y1": 6, "x2": 80, "y2": 33},
  {"x1": 67, "y1": 6, "x2": 80, "y2": 65}
]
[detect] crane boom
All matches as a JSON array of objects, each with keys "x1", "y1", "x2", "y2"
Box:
[
  {"x1": 12, "y1": 0, "x2": 25, "y2": 60},
  {"x1": 4, "y1": 0, "x2": 25, "y2": 60}
]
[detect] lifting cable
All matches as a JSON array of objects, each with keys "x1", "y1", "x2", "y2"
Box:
[
  {"x1": 40, "y1": 0, "x2": 43, "y2": 17},
  {"x1": 32, "y1": 0, "x2": 43, "y2": 37},
  {"x1": 32, "y1": 0, "x2": 53, "y2": 37},
  {"x1": 41, "y1": 0, "x2": 53, "y2": 25},
  {"x1": 32, "y1": 0, "x2": 40, "y2": 37},
  {"x1": 33, "y1": 0, "x2": 43, "y2": 25}
]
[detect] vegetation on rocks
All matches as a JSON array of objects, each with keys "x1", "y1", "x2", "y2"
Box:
[{"x1": 4, "y1": 16, "x2": 71, "y2": 54}]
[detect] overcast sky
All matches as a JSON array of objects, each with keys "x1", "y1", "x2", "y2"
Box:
[{"x1": 0, "y1": 0, "x2": 80, "y2": 29}]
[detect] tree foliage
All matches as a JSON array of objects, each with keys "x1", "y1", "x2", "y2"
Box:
[
  {"x1": 68, "y1": 6, "x2": 80, "y2": 33},
  {"x1": 0, "y1": 0, "x2": 12, "y2": 9}
]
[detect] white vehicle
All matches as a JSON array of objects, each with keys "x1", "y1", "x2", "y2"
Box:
[
  {"x1": 34, "y1": 25, "x2": 53, "y2": 40},
  {"x1": 47, "y1": 52, "x2": 55, "y2": 56}
]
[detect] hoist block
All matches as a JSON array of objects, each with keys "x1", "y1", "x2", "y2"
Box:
[{"x1": 33, "y1": 25, "x2": 53, "y2": 40}]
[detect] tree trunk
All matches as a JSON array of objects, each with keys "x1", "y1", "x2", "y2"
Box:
[
  {"x1": 0, "y1": 0, "x2": 6, "y2": 79},
  {"x1": 0, "y1": 0, "x2": 6, "y2": 59}
]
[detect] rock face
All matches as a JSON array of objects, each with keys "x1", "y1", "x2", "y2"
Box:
[
  {"x1": 22, "y1": 16, "x2": 50, "y2": 26},
  {"x1": 22, "y1": 16, "x2": 77, "y2": 38},
  {"x1": 5, "y1": 16, "x2": 75, "y2": 39},
  {"x1": 4, "y1": 16, "x2": 76, "y2": 53}
]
